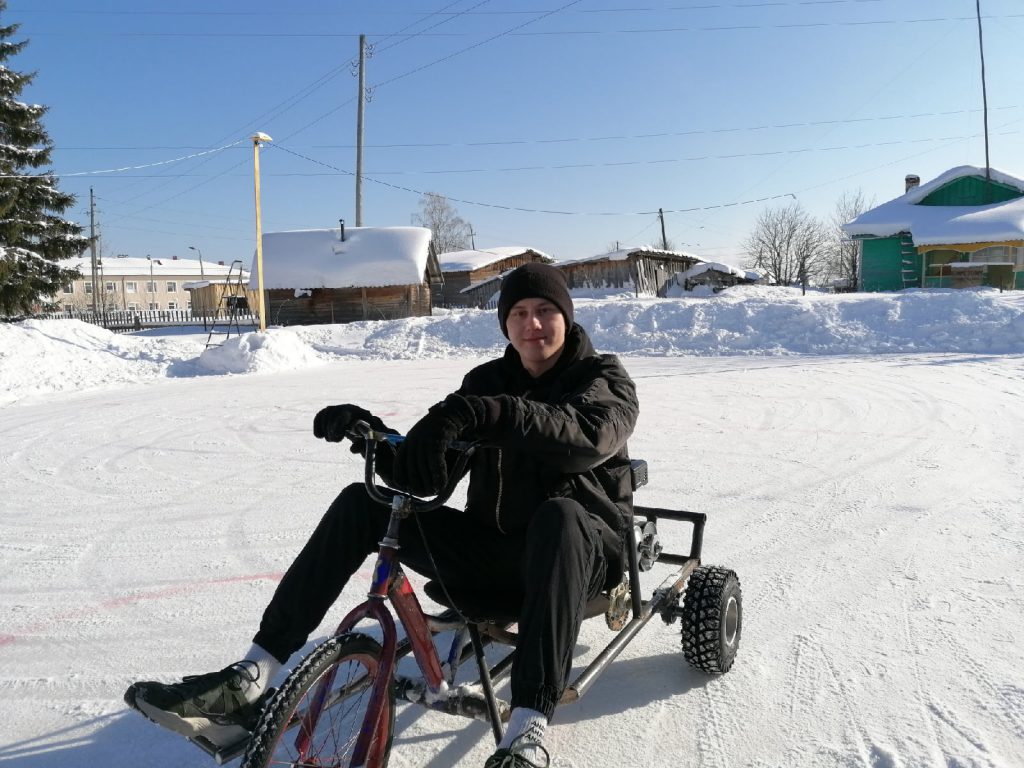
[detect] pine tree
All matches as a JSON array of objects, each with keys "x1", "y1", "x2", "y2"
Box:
[{"x1": 0, "y1": 1, "x2": 87, "y2": 316}]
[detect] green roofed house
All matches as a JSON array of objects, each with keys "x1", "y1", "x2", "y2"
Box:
[{"x1": 843, "y1": 166, "x2": 1024, "y2": 291}]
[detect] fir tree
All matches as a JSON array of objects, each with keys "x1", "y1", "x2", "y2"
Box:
[{"x1": 0, "y1": 1, "x2": 87, "y2": 316}]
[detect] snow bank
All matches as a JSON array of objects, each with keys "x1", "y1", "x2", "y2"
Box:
[
  {"x1": 3, "y1": 287, "x2": 1024, "y2": 406},
  {"x1": 196, "y1": 329, "x2": 327, "y2": 374}
]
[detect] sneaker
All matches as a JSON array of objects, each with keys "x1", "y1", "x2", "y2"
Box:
[
  {"x1": 124, "y1": 662, "x2": 267, "y2": 746},
  {"x1": 483, "y1": 735, "x2": 551, "y2": 768}
]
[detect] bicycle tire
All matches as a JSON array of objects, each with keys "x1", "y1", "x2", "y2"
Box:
[{"x1": 242, "y1": 633, "x2": 395, "y2": 768}]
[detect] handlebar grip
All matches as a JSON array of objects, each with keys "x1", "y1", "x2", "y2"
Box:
[
  {"x1": 350, "y1": 419, "x2": 479, "y2": 511},
  {"x1": 381, "y1": 433, "x2": 474, "y2": 453}
]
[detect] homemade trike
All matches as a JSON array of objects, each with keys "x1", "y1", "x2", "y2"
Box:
[{"x1": 212, "y1": 422, "x2": 742, "y2": 767}]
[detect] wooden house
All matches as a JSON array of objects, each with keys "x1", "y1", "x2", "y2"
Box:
[
  {"x1": 673, "y1": 261, "x2": 761, "y2": 293},
  {"x1": 251, "y1": 226, "x2": 440, "y2": 326},
  {"x1": 436, "y1": 247, "x2": 552, "y2": 307},
  {"x1": 558, "y1": 247, "x2": 702, "y2": 297},
  {"x1": 843, "y1": 166, "x2": 1024, "y2": 291}
]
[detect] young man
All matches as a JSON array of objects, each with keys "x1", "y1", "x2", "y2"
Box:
[{"x1": 126, "y1": 262, "x2": 639, "y2": 768}]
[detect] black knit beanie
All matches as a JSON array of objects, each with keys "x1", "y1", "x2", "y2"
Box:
[{"x1": 497, "y1": 262, "x2": 574, "y2": 338}]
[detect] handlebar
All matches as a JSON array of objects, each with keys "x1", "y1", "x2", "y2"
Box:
[{"x1": 349, "y1": 420, "x2": 478, "y2": 514}]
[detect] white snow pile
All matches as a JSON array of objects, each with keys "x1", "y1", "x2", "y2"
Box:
[
  {"x1": 0, "y1": 319, "x2": 204, "y2": 403},
  {"x1": 196, "y1": 328, "x2": 327, "y2": 375},
  {"x1": 3, "y1": 286, "x2": 1024, "y2": 406}
]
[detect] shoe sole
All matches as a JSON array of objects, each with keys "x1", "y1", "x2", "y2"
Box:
[{"x1": 125, "y1": 684, "x2": 251, "y2": 748}]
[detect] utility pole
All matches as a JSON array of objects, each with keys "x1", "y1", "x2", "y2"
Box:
[
  {"x1": 355, "y1": 34, "x2": 366, "y2": 226},
  {"x1": 468, "y1": 224, "x2": 476, "y2": 250},
  {"x1": 659, "y1": 208, "x2": 668, "y2": 251},
  {"x1": 975, "y1": 0, "x2": 992, "y2": 198},
  {"x1": 89, "y1": 187, "x2": 98, "y2": 317}
]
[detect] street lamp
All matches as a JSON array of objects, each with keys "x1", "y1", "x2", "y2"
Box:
[
  {"x1": 146, "y1": 254, "x2": 155, "y2": 310},
  {"x1": 188, "y1": 245, "x2": 206, "y2": 278},
  {"x1": 251, "y1": 132, "x2": 272, "y2": 332}
]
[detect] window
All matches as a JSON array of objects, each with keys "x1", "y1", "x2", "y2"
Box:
[
  {"x1": 149, "y1": 302, "x2": 159, "y2": 310},
  {"x1": 166, "y1": 281, "x2": 177, "y2": 292},
  {"x1": 127, "y1": 303, "x2": 139, "y2": 311},
  {"x1": 64, "y1": 304, "x2": 73, "y2": 312},
  {"x1": 167, "y1": 301, "x2": 178, "y2": 310},
  {"x1": 85, "y1": 282, "x2": 93, "y2": 294},
  {"x1": 105, "y1": 281, "x2": 115, "y2": 292},
  {"x1": 62, "y1": 284, "x2": 73, "y2": 294},
  {"x1": 125, "y1": 281, "x2": 138, "y2": 293},
  {"x1": 146, "y1": 281, "x2": 157, "y2": 292},
  {"x1": 971, "y1": 245, "x2": 1015, "y2": 264}
]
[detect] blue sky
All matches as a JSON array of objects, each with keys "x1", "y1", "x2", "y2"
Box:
[{"x1": 10, "y1": 1, "x2": 1024, "y2": 268}]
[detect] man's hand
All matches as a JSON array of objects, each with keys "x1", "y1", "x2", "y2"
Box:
[
  {"x1": 393, "y1": 395, "x2": 478, "y2": 496},
  {"x1": 313, "y1": 404, "x2": 390, "y2": 454}
]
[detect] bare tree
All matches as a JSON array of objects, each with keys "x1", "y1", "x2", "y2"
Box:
[
  {"x1": 743, "y1": 201, "x2": 829, "y2": 293},
  {"x1": 822, "y1": 189, "x2": 874, "y2": 291},
  {"x1": 412, "y1": 192, "x2": 473, "y2": 254}
]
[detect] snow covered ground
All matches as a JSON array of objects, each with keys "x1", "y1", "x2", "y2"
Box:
[{"x1": 1, "y1": 286, "x2": 1023, "y2": 768}]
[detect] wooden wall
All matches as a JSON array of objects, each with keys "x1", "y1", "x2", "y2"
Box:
[
  {"x1": 264, "y1": 284, "x2": 432, "y2": 326},
  {"x1": 186, "y1": 283, "x2": 261, "y2": 316},
  {"x1": 437, "y1": 253, "x2": 550, "y2": 307},
  {"x1": 561, "y1": 253, "x2": 700, "y2": 297}
]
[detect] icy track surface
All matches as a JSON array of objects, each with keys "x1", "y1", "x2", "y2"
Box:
[{"x1": 2, "y1": 352, "x2": 1023, "y2": 767}]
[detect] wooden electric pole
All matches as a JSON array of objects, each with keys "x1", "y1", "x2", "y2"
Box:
[
  {"x1": 975, "y1": 0, "x2": 992, "y2": 198},
  {"x1": 659, "y1": 208, "x2": 668, "y2": 250},
  {"x1": 355, "y1": 34, "x2": 366, "y2": 226},
  {"x1": 89, "y1": 187, "x2": 98, "y2": 316}
]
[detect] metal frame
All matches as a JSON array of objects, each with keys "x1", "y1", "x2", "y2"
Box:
[{"x1": 200, "y1": 431, "x2": 708, "y2": 766}]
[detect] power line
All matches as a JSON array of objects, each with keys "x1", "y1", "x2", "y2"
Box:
[
  {"x1": 46, "y1": 126, "x2": 1019, "y2": 182},
  {"x1": 275, "y1": 0, "x2": 584, "y2": 146},
  {"x1": 24, "y1": 14, "x2": 1024, "y2": 37},
  {"x1": 270, "y1": 141, "x2": 798, "y2": 216},
  {"x1": 6, "y1": 2, "x2": 897, "y2": 16},
  {"x1": 311, "y1": 106, "x2": 1023, "y2": 150},
  {"x1": 47, "y1": 104, "x2": 1024, "y2": 152}
]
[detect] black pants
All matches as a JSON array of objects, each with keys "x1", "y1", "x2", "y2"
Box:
[{"x1": 252, "y1": 482, "x2": 613, "y2": 719}]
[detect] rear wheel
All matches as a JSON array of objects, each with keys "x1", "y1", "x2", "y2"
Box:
[
  {"x1": 242, "y1": 633, "x2": 394, "y2": 768},
  {"x1": 680, "y1": 565, "x2": 742, "y2": 674}
]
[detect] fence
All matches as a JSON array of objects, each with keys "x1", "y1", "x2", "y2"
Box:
[{"x1": 33, "y1": 308, "x2": 258, "y2": 334}]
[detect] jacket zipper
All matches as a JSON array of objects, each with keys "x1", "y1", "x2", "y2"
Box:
[{"x1": 493, "y1": 448, "x2": 506, "y2": 534}]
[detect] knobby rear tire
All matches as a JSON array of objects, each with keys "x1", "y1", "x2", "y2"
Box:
[
  {"x1": 241, "y1": 633, "x2": 395, "y2": 768},
  {"x1": 680, "y1": 565, "x2": 742, "y2": 675}
]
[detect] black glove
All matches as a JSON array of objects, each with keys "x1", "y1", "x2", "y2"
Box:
[
  {"x1": 312, "y1": 404, "x2": 392, "y2": 455},
  {"x1": 392, "y1": 395, "x2": 478, "y2": 497}
]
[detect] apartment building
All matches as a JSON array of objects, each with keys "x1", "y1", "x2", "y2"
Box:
[{"x1": 56, "y1": 255, "x2": 240, "y2": 312}]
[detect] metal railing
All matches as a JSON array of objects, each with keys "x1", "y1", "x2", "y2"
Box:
[{"x1": 32, "y1": 308, "x2": 258, "y2": 334}]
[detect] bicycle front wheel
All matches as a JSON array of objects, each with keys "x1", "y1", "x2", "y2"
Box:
[{"x1": 242, "y1": 633, "x2": 395, "y2": 768}]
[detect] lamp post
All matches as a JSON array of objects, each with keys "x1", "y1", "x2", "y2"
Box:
[
  {"x1": 251, "y1": 132, "x2": 272, "y2": 332},
  {"x1": 146, "y1": 255, "x2": 155, "y2": 310},
  {"x1": 188, "y1": 245, "x2": 206, "y2": 278},
  {"x1": 188, "y1": 245, "x2": 208, "y2": 326}
]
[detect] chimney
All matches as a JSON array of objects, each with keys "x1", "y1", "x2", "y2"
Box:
[
  {"x1": 172, "y1": 255, "x2": 178, "y2": 260},
  {"x1": 218, "y1": 260, "x2": 224, "y2": 266},
  {"x1": 339, "y1": 218, "x2": 346, "y2": 242},
  {"x1": 905, "y1": 174, "x2": 920, "y2": 193}
]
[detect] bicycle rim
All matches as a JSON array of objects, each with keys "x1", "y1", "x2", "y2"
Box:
[{"x1": 244, "y1": 634, "x2": 394, "y2": 768}]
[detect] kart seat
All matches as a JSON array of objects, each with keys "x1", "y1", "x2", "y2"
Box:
[{"x1": 422, "y1": 580, "x2": 609, "y2": 626}]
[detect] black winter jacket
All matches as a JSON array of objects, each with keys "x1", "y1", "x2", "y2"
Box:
[{"x1": 452, "y1": 323, "x2": 639, "y2": 550}]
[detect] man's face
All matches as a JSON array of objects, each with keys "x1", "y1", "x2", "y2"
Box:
[{"x1": 505, "y1": 297, "x2": 567, "y2": 377}]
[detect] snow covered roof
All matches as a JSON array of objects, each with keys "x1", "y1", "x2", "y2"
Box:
[
  {"x1": 252, "y1": 227, "x2": 432, "y2": 290},
  {"x1": 679, "y1": 261, "x2": 761, "y2": 282},
  {"x1": 560, "y1": 245, "x2": 702, "y2": 266},
  {"x1": 842, "y1": 165, "x2": 1024, "y2": 246},
  {"x1": 59, "y1": 256, "x2": 234, "y2": 278},
  {"x1": 436, "y1": 246, "x2": 552, "y2": 272}
]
